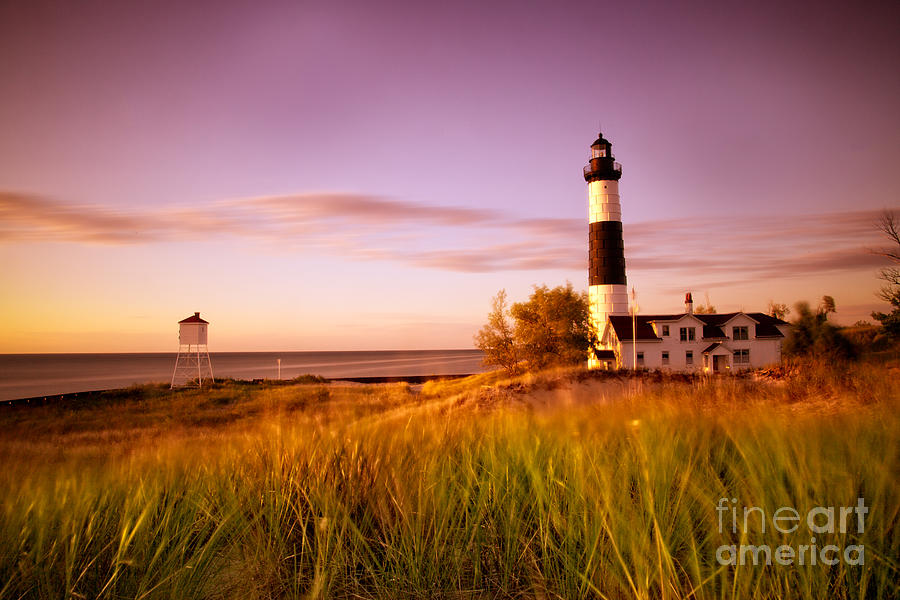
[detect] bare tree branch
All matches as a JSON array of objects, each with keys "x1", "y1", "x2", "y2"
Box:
[{"x1": 874, "y1": 210, "x2": 900, "y2": 262}]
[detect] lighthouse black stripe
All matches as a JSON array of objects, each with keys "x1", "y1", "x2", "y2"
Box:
[{"x1": 589, "y1": 221, "x2": 626, "y2": 286}]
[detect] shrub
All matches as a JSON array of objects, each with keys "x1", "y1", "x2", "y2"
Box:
[
  {"x1": 475, "y1": 283, "x2": 597, "y2": 374},
  {"x1": 784, "y1": 301, "x2": 855, "y2": 361}
]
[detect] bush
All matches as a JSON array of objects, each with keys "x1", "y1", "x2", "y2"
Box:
[
  {"x1": 841, "y1": 325, "x2": 892, "y2": 353},
  {"x1": 473, "y1": 290, "x2": 520, "y2": 374},
  {"x1": 475, "y1": 283, "x2": 597, "y2": 374},
  {"x1": 783, "y1": 301, "x2": 855, "y2": 361}
]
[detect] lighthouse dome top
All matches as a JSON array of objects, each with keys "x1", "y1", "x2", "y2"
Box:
[
  {"x1": 590, "y1": 132, "x2": 615, "y2": 161},
  {"x1": 591, "y1": 133, "x2": 612, "y2": 148}
]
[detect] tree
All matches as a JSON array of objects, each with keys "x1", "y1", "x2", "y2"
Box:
[
  {"x1": 871, "y1": 294, "x2": 900, "y2": 339},
  {"x1": 873, "y1": 210, "x2": 900, "y2": 287},
  {"x1": 694, "y1": 292, "x2": 716, "y2": 314},
  {"x1": 871, "y1": 210, "x2": 900, "y2": 339},
  {"x1": 475, "y1": 283, "x2": 597, "y2": 374},
  {"x1": 818, "y1": 295, "x2": 836, "y2": 317},
  {"x1": 783, "y1": 301, "x2": 855, "y2": 360},
  {"x1": 767, "y1": 301, "x2": 790, "y2": 320},
  {"x1": 510, "y1": 283, "x2": 597, "y2": 370},
  {"x1": 474, "y1": 290, "x2": 520, "y2": 374}
]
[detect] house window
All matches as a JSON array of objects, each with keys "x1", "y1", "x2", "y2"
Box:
[
  {"x1": 636, "y1": 351, "x2": 644, "y2": 366},
  {"x1": 662, "y1": 325, "x2": 670, "y2": 336},
  {"x1": 662, "y1": 351, "x2": 669, "y2": 365},
  {"x1": 733, "y1": 349, "x2": 750, "y2": 364},
  {"x1": 733, "y1": 326, "x2": 749, "y2": 340},
  {"x1": 680, "y1": 327, "x2": 696, "y2": 341},
  {"x1": 686, "y1": 351, "x2": 693, "y2": 365}
]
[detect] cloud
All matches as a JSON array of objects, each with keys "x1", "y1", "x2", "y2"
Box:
[
  {"x1": 622, "y1": 210, "x2": 893, "y2": 294},
  {"x1": 240, "y1": 194, "x2": 498, "y2": 227},
  {"x1": 0, "y1": 192, "x2": 169, "y2": 243},
  {"x1": 403, "y1": 242, "x2": 582, "y2": 273},
  {"x1": 0, "y1": 191, "x2": 501, "y2": 244},
  {"x1": 0, "y1": 191, "x2": 891, "y2": 287}
]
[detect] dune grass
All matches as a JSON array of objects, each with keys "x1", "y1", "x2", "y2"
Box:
[{"x1": 0, "y1": 362, "x2": 897, "y2": 599}]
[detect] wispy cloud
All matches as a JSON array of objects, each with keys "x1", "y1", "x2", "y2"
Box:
[
  {"x1": 0, "y1": 192, "x2": 503, "y2": 242},
  {"x1": 626, "y1": 211, "x2": 890, "y2": 286},
  {"x1": 0, "y1": 192, "x2": 176, "y2": 243},
  {"x1": 0, "y1": 191, "x2": 890, "y2": 287},
  {"x1": 239, "y1": 194, "x2": 498, "y2": 227},
  {"x1": 402, "y1": 242, "x2": 581, "y2": 273}
]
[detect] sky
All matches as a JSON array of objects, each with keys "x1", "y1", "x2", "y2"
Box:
[{"x1": 1, "y1": 0, "x2": 898, "y2": 352}]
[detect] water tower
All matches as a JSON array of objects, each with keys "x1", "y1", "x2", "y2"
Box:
[{"x1": 170, "y1": 312, "x2": 214, "y2": 388}]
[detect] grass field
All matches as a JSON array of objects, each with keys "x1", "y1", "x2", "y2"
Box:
[{"x1": 0, "y1": 361, "x2": 898, "y2": 599}]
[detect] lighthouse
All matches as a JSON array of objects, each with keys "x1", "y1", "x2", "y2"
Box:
[{"x1": 585, "y1": 132, "x2": 628, "y2": 368}]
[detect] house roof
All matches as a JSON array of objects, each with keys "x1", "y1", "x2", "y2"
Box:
[
  {"x1": 746, "y1": 313, "x2": 790, "y2": 337},
  {"x1": 179, "y1": 312, "x2": 209, "y2": 324},
  {"x1": 609, "y1": 312, "x2": 789, "y2": 341},
  {"x1": 693, "y1": 312, "x2": 749, "y2": 325},
  {"x1": 702, "y1": 342, "x2": 722, "y2": 354},
  {"x1": 609, "y1": 315, "x2": 662, "y2": 341},
  {"x1": 702, "y1": 325, "x2": 727, "y2": 339}
]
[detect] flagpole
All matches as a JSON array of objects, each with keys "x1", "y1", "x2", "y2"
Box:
[{"x1": 631, "y1": 287, "x2": 637, "y2": 369}]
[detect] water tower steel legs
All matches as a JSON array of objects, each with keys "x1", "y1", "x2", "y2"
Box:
[{"x1": 170, "y1": 343, "x2": 214, "y2": 388}]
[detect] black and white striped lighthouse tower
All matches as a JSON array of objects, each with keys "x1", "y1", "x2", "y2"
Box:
[{"x1": 584, "y1": 131, "x2": 628, "y2": 368}]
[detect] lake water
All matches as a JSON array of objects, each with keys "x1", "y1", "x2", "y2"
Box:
[{"x1": 0, "y1": 350, "x2": 486, "y2": 401}]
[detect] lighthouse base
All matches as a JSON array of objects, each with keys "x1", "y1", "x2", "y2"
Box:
[
  {"x1": 588, "y1": 283, "x2": 629, "y2": 369},
  {"x1": 588, "y1": 355, "x2": 618, "y2": 370}
]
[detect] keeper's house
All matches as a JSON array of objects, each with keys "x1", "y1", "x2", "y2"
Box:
[{"x1": 598, "y1": 293, "x2": 791, "y2": 373}]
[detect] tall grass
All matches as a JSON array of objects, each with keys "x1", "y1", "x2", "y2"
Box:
[{"x1": 0, "y1": 365, "x2": 897, "y2": 599}]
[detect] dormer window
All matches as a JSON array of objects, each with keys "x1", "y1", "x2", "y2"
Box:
[{"x1": 733, "y1": 326, "x2": 749, "y2": 340}]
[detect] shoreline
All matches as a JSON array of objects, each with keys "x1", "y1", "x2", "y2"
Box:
[{"x1": 0, "y1": 373, "x2": 476, "y2": 407}]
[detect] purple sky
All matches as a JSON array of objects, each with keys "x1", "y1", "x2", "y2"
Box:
[{"x1": 1, "y1": 0, "x2": 898, "y2": 351}]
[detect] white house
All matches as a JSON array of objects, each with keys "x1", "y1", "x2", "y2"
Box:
[{"x1": 593, "y1": 293, "x2": 791, "y2": 373}]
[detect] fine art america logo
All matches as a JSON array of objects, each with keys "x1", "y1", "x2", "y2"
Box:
[{"x1": 715, "y1": 497, "x2": 867, "y2": 566}]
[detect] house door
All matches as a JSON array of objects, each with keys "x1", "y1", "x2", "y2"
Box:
[{"x1": 713, "y1": 355, "x2": 723, "y2": 372}]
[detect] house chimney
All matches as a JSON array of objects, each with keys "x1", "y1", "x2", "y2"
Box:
[
  {"x1": 685, "y1": 292, "x2": 693, "y2": 315},
  {"x1": 194, "y1": 312, "x2": 200, "y2": 317}
]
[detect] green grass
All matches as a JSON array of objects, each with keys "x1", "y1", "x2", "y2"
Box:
[{"x1": 0, "y1": 362, "x2": 897, "y2": 599}]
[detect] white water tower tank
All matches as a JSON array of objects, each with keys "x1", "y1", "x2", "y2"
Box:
[{"x1": 178, "y1": 312, "x2": 209, "y2": 345}]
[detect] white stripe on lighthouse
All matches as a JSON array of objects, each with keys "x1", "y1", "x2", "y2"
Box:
[{"x1": 588, "y1": 180, "x2": 621, "y2": 222}]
